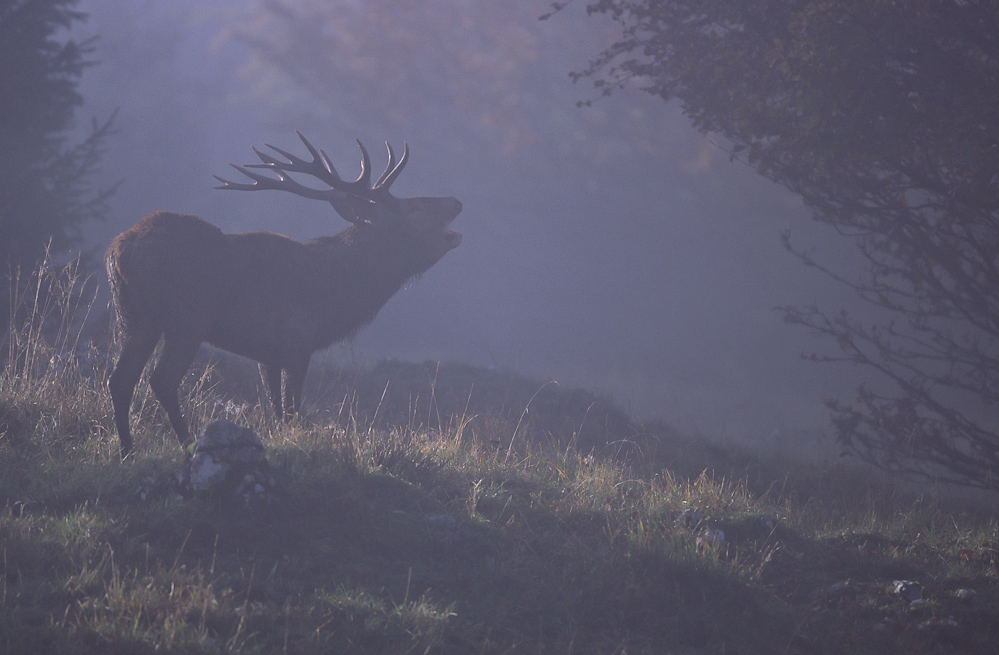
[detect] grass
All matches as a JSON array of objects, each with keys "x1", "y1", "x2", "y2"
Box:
[{"x1": 1, "y1": 259, "x2": 997, "y2": 654}]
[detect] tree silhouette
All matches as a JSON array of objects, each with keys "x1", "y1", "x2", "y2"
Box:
[
  {"x1": 0, "y1": 0, "x2": 116, "y2": 318},
  {"x1": 562, "y1": 0, "x2": 999, "y2": 489}
]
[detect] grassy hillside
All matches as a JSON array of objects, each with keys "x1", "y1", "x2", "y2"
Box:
[{"x1": 1, "y1": 262, "x2": 998, "y2": 654}]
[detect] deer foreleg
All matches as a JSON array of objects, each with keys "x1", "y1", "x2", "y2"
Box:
[
  {"x1": 283, "y1": 356, "x2": 310, "y2": 419},
  {"x1": 259, "y1": 363, "x2": 284, "y2": 419}
]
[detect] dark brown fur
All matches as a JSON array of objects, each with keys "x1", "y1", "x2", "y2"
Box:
[{"x1": 107, "y1": 192, "x2": 461, "y2": 456}]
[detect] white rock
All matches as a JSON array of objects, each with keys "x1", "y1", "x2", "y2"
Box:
[{"x1": 189, "y1": 453, "x2": 228, "y2": 490}]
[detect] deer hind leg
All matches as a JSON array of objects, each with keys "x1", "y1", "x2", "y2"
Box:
[
  {"x1": 108, "y1": 329, "x2": 160, "y2": 458},
  {"x1": 258, "y1": 363, "x2": 284, "y2": 420},
  {"x1": 148, "y1": 333, "x2": 201, "y2": 449}
]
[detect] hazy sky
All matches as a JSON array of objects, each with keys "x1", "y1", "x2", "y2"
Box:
[{"x1": 72, "y1": 0, "x2": 872, "y2": 447}]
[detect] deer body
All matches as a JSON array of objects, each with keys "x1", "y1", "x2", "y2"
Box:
[{"x1": 107, "y1": 136, "x2": 462, "y2": 457}]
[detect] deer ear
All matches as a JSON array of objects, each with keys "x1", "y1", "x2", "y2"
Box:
[{"x1": 329, "y1": 196, "x2": 377, "y2": 225}]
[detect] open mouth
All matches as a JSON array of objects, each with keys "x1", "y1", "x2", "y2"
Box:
[{"x1": 444, "y1": 228, "x2": 463, "y2": 248}]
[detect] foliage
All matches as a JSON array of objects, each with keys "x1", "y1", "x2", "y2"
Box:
[
  {"x1": 232, "y1": 0, "x2": 542, "y2": 149},
  {"x1": 561, "y1": 0, "x2": 999, "y2": 489},
  {"x1": 0, "y1": 0, "x2": 117, "y2": 320},
  {"x1": 223, "y1": 0, "x2": 680, "y2": 191}
]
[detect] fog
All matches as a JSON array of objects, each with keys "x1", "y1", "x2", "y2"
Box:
[{"x1": 71, "y1": 0, "x2": 870, "y2": 447}]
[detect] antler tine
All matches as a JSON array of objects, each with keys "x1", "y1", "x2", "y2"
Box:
[
  {"x1": 275, "y1": 131, "x2": 379, "y2": 191},
  {"x1": 239, "y1": 135, "x2": 341, "y2": 188},
  {"x1": 294, "y1": 132, "x2": 366, "y2": 190},
  {"x1": 320, "y1": 149, "x2": 336, "y2": 179},
  {"x1": 376, "y1": 142, "x2": 409, "y2": 192},
  {"x1": 212, "y1": 174, "x2": 248, "y2": 191},
  {"x1": 354, "y1": 140, "x2": 373, "y2": 189},
  {"x1": 373, "y1": 142, "x2": 397, "y2": 188},
  {"x1": 250, "y1": 145, "x2": 282, "y2": 166},
  {"x1": 213, "y1": 164, "x2": 269, "y2": 191},
  {"x1": 260, "y1": 143, "x2": 303, "y2": 166},
  {"x1": 293, "y1": 131, "x2": 336, "y2": 181}
]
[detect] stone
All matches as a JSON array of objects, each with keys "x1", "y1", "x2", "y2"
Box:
[
  {"x1": 955, "y1": 588, "x2": 977, "y2": 601},
  {"x1": 696, "y1": 527, "x2": 725, "y2": 552},
  {"x1": 178, "y1": 419, "x2": 276, "y2": 505},
  {"x1": 889, "y1": 579, "x2": 922, "y2": 603}
]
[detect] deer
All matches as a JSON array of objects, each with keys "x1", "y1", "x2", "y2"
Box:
[{"x1": 105, "y1": 133, "x2": 462, "y2": 458}]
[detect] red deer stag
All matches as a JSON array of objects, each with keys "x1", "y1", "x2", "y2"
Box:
[{"x1": 106, "y1": 133, "x2": 462, "y2": 457}]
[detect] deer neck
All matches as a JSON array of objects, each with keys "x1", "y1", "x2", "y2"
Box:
[{"x1": 312, "y1": 227, "x2": 421, "y2": 334}]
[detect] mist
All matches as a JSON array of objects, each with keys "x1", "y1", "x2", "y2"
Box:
[{"x1": 71, "y1": 0, "x2": 868, "y2": 447}]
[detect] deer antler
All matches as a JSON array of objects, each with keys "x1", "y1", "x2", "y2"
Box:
[
  {"x1": 373, "y1": 141, "x2": 409, "y2": 191},
  {"x1": 213, "y1": 133, "x2": 410, "y2": 224}
]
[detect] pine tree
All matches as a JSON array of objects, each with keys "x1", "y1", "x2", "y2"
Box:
[{"x1": 0, "y1": 0, "x2": 116, "y2": 312}]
